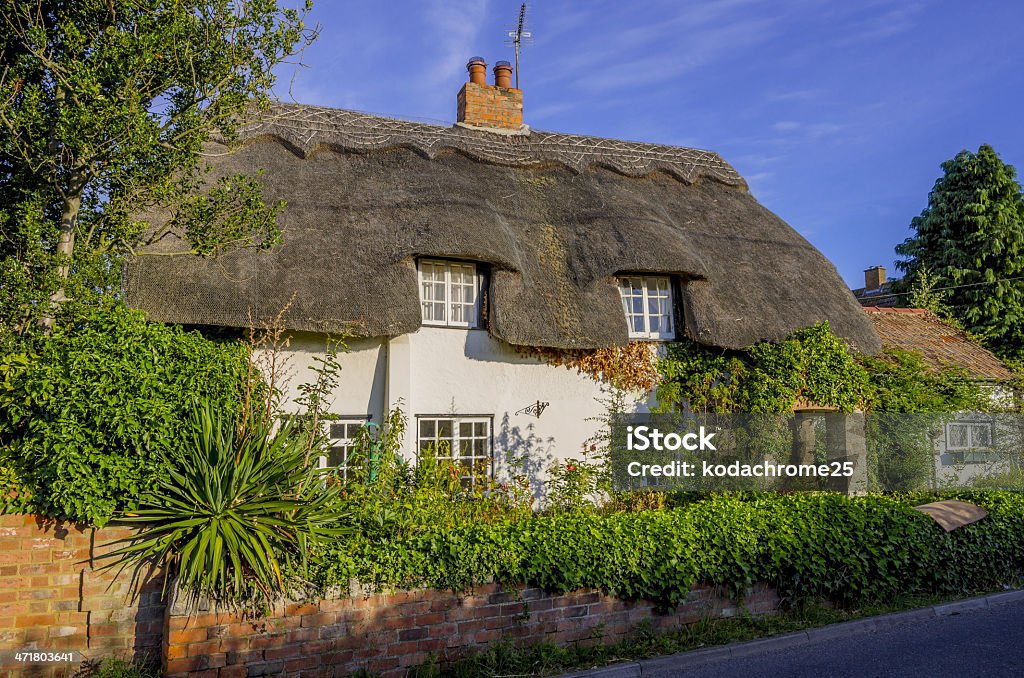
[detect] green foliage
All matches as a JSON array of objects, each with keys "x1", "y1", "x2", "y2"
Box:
[
  {"x1": 858, "y1": 348, "x2": 990, "y2": 490},
  {"x1": 656, "y1": 323, "x2": 867, "y2": 414},
  {"x1": 73, "y1": 657, "x2": 159, "y2": 678},
  {"x1": 545, "y1": 454, "x2": 606, "y2": 513},
  {"x1": 656, "y1": 323, "x2": 988, "y2": 416},
  {"x1": 330, "y1": 407, "x2": 533, "y2": 548},
  {"x1": 860, "y1": 348, "x2": 987, "y2": 414},
  {"x1": 413, "y1": 595, "x2": 953, "y2": 678},
  {"x1": 314, "y1": 491, "x2": 1024, "y2": 611},
  {"x1": 293, "y1": 335, "x2": 346, "y2": 464},
  {"x1": 0, "y1": 0, "x2": 314, "y2": 345},
  {"x1": 108, "y1": 401, "x2": 351, "y2": 611},
  {"x1": 0, "y1": 304, "x2": 250, "y2": 525},
  {"x1": 907, "y1": 266, "x2": 960, "y2": 327},
  {"x1": 895, "y1": 144, "x2": 1024, "y2": 357}
]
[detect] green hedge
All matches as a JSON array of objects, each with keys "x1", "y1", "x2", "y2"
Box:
[
  {"x1": 313, "y1": 492, "x2": 1024, "y2": 610},
  {"x1": 0, "y1": 305, "x2": 250, "y2": 525}
]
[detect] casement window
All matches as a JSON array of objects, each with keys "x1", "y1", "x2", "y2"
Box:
[
  {"x1": 945, "y1": 420, "x2": 995, "y2": 464},
  {"x1": 417, "y1": 416, "x2": 492, "y2": 488},
  {"x1": 318, "y1": 418, "x2": 371, "y2": 480},
  {"x1": 419, "y1": 260, "x2": 483, "y2": 328},
  {"x1": 618, "y1": 276, "x2": 675, "y2": 340}
]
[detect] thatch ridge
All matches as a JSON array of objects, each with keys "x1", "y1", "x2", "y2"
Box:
[
  {"x1": 125, "y1": 103, "x2": 881, "y2": 354},
  {"x1": 227, "y1": 103, "x2": 747, "y2": 186}
]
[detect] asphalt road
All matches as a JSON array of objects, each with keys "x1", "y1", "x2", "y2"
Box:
[{"x1": 645, "y1": 599, "x2": 1024, "y2": 678}]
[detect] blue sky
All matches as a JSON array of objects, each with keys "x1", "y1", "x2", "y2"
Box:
[{"x1": 276, "y1": 0, "x2": 1024, "y2": 288}]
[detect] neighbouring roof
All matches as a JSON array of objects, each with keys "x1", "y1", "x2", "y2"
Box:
[
  {"x1": 864, "y1": 307, "x2": 1014, "y2": 381},
  {"x1": 124, "y1": 102, "x2": 882, "y2": 353},
  {"x1": 852, "y1": 281, "x2": 900, "y2": 307}
]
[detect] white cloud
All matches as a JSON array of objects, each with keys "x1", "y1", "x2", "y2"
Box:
[
  {"x1": 772, "y1": 121, "x2": 802, "y2": 132},
  {"x1": 835, "y1": 1, "x2": 925, "y2": 45},
  {"x1": 422, "y1": 0, "x2": 489, "y2": 88}
]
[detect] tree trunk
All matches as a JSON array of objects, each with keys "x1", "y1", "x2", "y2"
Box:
[{"x1": 38, "y1": 191, "x2": 81, "y2": 332}]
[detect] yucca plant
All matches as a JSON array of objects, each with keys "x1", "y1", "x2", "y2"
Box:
[{"x1": 106, "y1": 400, "x2": 350, "y2": 610}]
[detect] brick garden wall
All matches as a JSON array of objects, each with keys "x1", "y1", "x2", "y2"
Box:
[
  {"x1": 164, "y1": 582, "x2": 779, "y2": 678},
  {"x1": 0, "y1": 514, "x2": 165, "y2": 678},
  {"x1": 0, "y1": 513, "x2": 780, "y2": 678}
]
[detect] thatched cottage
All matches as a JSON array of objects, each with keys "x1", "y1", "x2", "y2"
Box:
[{"x1": 126, "y1": 58, "x2": 880, "y2": 482}]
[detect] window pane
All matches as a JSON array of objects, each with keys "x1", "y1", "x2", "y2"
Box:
[
  {"x1": 327, "y1": 445, "x2": 348, "y2": 467},
  {"x1": 947, "y1": 424, "x2": 968, "y2": 449},
  {"x1": 420, "y1": 419, "x2": 435, "y2": 437},
  {"x1": 972, "y1": 424, "x2": 992, "y2": 448},
  {"x1": 438, "y1": 419, "x2": 453, "y2": 438}
]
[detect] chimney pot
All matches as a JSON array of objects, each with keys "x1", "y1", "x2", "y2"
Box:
[
  {"x1": 466, "y1": 57, "x2": 487, "y2": 85},
  {"x1": 457, "y1": 56, "x2": 523, "y2": 131},
  {"x1": 864, "y1": 266, "x2": 886, "y2": 290},
  {"x1": 493, "y1": 61, "x2": 513, "y2": 88}
]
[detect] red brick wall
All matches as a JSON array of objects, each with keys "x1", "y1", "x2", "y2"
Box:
[
  {"x1": 0, "y1": 514, "x2": 165, "y2": 678},
  {"x1": 457, "y1": 81, "x2": 524, "y2": 130},
  {"x1": 164, "y1": 582, "x2": 779, "y2": 678},
  {"x1": 1, "y1": 512, "x2": 780, "y2": 678}
]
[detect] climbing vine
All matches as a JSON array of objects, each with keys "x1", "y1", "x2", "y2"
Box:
[
  {"x1": 656, "y1": 323, "x2": 869, "y2": 413},
  {"x1": 526, "y1": 321, "x2": 1000, "y2": 416},
  {"x1": 520, "y1": 341, "x2": 661, "y2": 392}
]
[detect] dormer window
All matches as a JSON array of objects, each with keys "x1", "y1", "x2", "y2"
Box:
[
  {"x1": 618, "y1": 276, "x2": 675, "y2": 340},
  {"x1": 419, "y1": 259, "x2": 483, "y2": 328}
]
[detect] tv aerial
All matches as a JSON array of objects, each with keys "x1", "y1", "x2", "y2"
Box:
[{"x1": 505, "y1": 3, "x2": 533, "y2": 89}]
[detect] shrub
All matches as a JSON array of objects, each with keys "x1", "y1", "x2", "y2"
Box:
[
  {"x1": 109, "y1": 401, "x2": 351, "y2": 610},
  {"x1": 312, "y1": 491, "x2": 1024, "y2": 611},
  {"x1": 0, "y1": 304, "x2": 250, "y2": 525}
]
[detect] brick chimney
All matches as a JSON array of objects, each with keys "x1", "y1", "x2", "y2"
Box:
[
  {"x1": 864, "y1": 266, "x2": 886, "y2": 290},
  {"x1": 457, "y1": 57, "x2": 523, "y2": 131}
]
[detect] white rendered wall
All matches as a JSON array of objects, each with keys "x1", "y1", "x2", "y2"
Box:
[
  {"x1": 265, "y1": 333, "x2": 388, "y2": 423},
  {"x1": 261, "y1": 328, "x2": 654, "y2": 491}
]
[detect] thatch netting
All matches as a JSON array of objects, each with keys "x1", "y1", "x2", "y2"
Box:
[{"x1": 124, "y1": 103, "x2": 881, "y2": 353}]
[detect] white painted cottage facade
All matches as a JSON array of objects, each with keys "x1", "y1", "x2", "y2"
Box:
[{"x1": 126, "y1": 60, "x2": 881, "y2": 486}]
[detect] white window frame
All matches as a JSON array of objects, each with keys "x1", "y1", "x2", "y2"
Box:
[
  {"x1": 416, "y1": 416, "x2": 493, "y2": 488},
  {"x1": 618, "y1": 275, "x2": 675, "y2": 340},
  {"x1": 419, "y1": 259, "x2": 481, "y2": 328},
  {"x1": 317, "y1": 417, "x2": 371, "y2": 480},
  {"x1": 945, "y1": 420, "x2": 995, "y2": 464}
]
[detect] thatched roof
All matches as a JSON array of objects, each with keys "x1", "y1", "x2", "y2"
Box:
[
  {"x1": 124, "y1": 103, "x2": 881, "y2": 353},
  {"x1": 864, "y1": 307, "x2": 1013, "y2": 381}
]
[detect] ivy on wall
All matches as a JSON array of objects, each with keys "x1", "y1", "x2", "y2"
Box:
[
  {"x1": 524, "y1": 321, "x2": 998, "y2": 415},
  {"x1": 655, "y1": 323, "x2": 995, "y2": 415}
]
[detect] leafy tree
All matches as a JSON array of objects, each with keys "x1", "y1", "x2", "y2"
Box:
[
  {"x1": 0, "y1": 0, "x2": 316, "y2": 347},
  {"x1": 895, "y1": 144, "x2": 1024, "y2": 357},
  {"x1": 906, "y1": 266, "x2": 959, "y2": 326}
]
